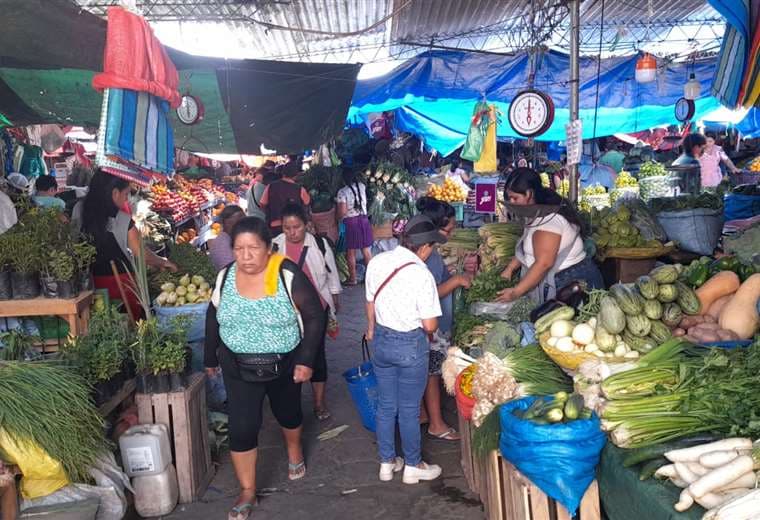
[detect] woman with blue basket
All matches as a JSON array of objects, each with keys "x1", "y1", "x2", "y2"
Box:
[{"x1": 365, "y1": 215, "x2": 445, "y2": 484}]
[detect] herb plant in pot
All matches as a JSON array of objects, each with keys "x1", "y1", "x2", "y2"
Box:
[
  {"x1": 0, "y1": 236, "x2": 13, "y2": 300},
  {"x1": 73, "y1": 241, "x2": 97, "y2": 292},
  {"x1": 7, "y1": 234, "x2": 41, "y2": 299},
  {"x1": 42, "y1": 250, "x2": 78, "y2": 299}
]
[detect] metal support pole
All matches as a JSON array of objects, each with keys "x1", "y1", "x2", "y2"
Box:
[{"x1": 568, "y1": 0, "x2": 581, "y2": 205}]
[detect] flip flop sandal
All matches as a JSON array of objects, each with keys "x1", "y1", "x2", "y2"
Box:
[
  {"x1": 228, "y1": 501, "x2": 255, "y2": 520},
  {"x1": 288, "y1": 460, "x2": 306, "y2": 481},
  {"x1": 427, "y1": 427, "x2": 460, "y2": 441},
  {"x1": 314, "y1": 408, "x2": 331, "y2": 421}
]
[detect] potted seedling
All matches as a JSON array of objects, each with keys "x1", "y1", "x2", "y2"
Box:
[
  {"x1": 0, "y1": 329, "x2": 40, "y2": 361},
  {"x1": 73, "y1": 241, "x2": 97, "y2": 292},
  {"x1": 132, "y1": 318, "x2": 157, "y2": 393},
  {"x1": 7, "y1": 234, "x2": 41, "y2": 299},
  {"x1": 0, "y1": 236, "x2": 13, "y2": 300},
  {"x1": 42, "y1": 250, "x2": 77, "y2": 299}
]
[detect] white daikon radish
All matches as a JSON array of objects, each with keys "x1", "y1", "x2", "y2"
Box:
[
  {"x1": 674, "y1": 489, "x2": 694, "y2": 511},
  {"x1": 713, "y1": 472, "x2": 757, "y2": 492},
  {"x1": 655, "y1": 464, "x2": 677, "y2": 479},
  {"x1": 699, "y1": 450, "x2": 750, "y2": 468},
  {"x1": 665, "y1": 438, "x2": 752, "y2": 463},
  {"x1": 685, "y1": 462, "x2": 710, "y2": 477},
  {"x1": 671, "y1": 477, "x2": 689, "y2": 488},
  {"x1": 702, "y1": 488, "x2": 759, "y2": 520},
  {"x1": 688, "y1": 455, "x2": 755, "y2": 499},
  {"x1": 675, "y1": 462, "x2": 700, "y2": 484}
]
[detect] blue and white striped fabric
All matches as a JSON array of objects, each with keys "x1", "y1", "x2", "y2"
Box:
[
  {"x1": 709, "y1": 0, "x2": 750, "y2": 108},
  {"x1": 103, "y1": 87, "x2": 174, "y2": 176}
]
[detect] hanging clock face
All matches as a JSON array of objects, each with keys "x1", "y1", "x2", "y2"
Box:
[
  {"x1": 675, "y1": 97, "x2": 695, "y2": 123},
  {"x1": 508, "y1": 89, "x2": 555, "y2": 137},
  {"x1": 177, "y1": 95, "x2": 204, "y2": 125}
]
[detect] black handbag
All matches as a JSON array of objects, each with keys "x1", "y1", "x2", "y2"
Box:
[{"x1": 234, "y1": 353, "x2": 284, "y2": 383}]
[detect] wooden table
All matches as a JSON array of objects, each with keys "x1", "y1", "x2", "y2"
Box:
[{"x1": 0, "y1": 290, "x2": 93, "y2": 336}]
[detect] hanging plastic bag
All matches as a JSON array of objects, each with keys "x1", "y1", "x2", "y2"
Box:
[
  {"x1": 474, "y1": 105, "x2": 498, "y2": 172},
  {"x1": 499, "y1": 397, "x2": 607, "y2": 516},
  {"x1": 460, "y1": 101, "x2": 490, "y2": 162}
]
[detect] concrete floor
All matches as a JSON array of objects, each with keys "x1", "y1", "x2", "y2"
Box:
[{"x1": 155, "y1": 284, "x2": 482, "y2": 520}]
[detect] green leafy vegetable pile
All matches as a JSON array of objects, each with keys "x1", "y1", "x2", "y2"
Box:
[
  {"x1": 465, "y1": 269, "x2": 514, "y2": 304},
  {"x1": 0, "y1": 362, "x2": 109, "y2": 482},
  {"x1": 648, "y1": 192, "x2": 723, "y2": 213}
]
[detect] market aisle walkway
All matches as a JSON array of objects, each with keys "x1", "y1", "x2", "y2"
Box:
[{"x1": 156, "y1": 284, "x2": 482, "y2": 520}]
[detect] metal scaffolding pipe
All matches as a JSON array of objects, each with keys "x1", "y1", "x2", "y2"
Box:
[{"x1": 568, "y1": 0, "x2": 580, "y2": 205}]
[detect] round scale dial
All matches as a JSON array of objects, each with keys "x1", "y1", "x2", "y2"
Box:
[
  {"x1": 177, "y1": 95, "x2": 204, "y2": 125},
  {"x1": 508, "y1": 89, "x2": 555, "y2": 137},
  {"x1": 674, "y1": 97, "x2": 695, "y2": 123}
]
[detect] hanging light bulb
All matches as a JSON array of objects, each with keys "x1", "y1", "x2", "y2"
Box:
[
  {"x1": 635, "y1": 53, "x2": 657, "y2": 83},
  {"x1": 684, "y1": 72, "x2": 701, "y2": 100}
]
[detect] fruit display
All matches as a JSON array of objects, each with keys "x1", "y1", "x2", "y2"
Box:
[
  {"x1": 147, "y1": 176, "x2": 226, "y2": 224},
  {"x1": 747, "y1": 155, "x2": 760, "y2": 172},
  {"x1": 615, "y1": 170, "x2": 638, "y2": 188},
  {"x1": 149, "y1": 183, "x2": 194, "y2": 223},
  {"x1": 176, "y1": 228, "x2": 197, "y2": 245},
  {"x1": 155, "y1": 274, "x2": 212, "y2": 307},
  {"x1": 591, "y1": 205, "x2": 662, "y2": 249},
  {"x1": 610, "y1": 170, "x2": 640, "y2": 204},
  {"x1": 638, "y1": 161, "x2": 668, "y2": 179},
  {"x1": 638, "y1": 161, "x2": 673, "y2": 200},
  {"x1": 579, "y1": 184, "x2": 610, "y2": 213},
  {"x1": 427, "y1": 177, "x2": 467, "y2": 203}
]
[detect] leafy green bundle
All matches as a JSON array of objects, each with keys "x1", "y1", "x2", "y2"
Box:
[{"x1": 0, "y1": 362, "x2": 109, "y2": 481}]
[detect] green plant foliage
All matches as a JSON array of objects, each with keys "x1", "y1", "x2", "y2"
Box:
[{"x1": 62, "y1": 306, "x2": 132, "y2": 382}]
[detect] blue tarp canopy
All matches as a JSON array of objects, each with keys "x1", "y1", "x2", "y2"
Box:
[
  {"x1": 737, "y1": 108, "x2": 760, "y2": 138},
  {"x1": 350, "y1": 50, "x2": 721, "y2": 156}
]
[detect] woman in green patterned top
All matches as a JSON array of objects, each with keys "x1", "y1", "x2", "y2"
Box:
[{"x1": 205, "y1": 217, "x2": 325, "y2": 520}]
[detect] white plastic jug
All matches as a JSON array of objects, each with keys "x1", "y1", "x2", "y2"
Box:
[
  {"x1": 132, "y1": 464, "x2": 179, "y2": 518},
  {"x1": 118, "y1": 424, "x2": 172, "y2": 477}
]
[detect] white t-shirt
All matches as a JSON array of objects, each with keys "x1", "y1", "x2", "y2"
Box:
[
  {"x1": 521, "y1": 213, "x2": 586, "y2": 272},
  {"x1": 366, "y1": 245, "x2": 442, "y2": 332},
  {"x1": 336, "y1": 183, "x2": 368, "y2": 218}
]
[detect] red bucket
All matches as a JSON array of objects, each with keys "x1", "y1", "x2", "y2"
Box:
[{"x1": 455, "y1": 371, "x2": 476, "y2": 421}]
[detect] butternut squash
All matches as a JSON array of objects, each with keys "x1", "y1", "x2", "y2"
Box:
[
  {"x1": 706, "y1": 294, "x2": 733, "y2": 321},
  {"x1": 718, "y1": 274, "x2": 760, "y2": 340},
  {"x1": 695, "y1": 271, "x2": 741, "y2": 315}
]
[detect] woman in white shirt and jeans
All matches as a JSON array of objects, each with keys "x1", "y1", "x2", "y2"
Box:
[
  {"x1": 497, "y1": 168, "x2": 604, "y2": 303},
  {"x1": 336, "y1": 167, "x2": 373, "y2": 285},
  {"x1": 365, "y1": 215, "x2": 445, "y2": 485}
]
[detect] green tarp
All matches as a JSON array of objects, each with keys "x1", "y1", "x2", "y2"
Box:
[{"x1": 600, "y1": 444, "x2": 704, "y2": 520}]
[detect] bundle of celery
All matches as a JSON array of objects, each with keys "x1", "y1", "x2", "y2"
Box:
[
  {"x1": 595, "y1": 337, "x2": 760, "y2": 448},
  {"x1": 478, "y1": 222, "x2": 522, "y2": 271}
]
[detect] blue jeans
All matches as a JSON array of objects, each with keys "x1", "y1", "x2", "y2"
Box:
[{"x1": 371, "y1": 325, "x2": 429, "y2": 465}]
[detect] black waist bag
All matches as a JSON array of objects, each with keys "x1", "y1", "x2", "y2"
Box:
[{"x1": 234, "y1": 353, "x2": 284, "y2": 383}]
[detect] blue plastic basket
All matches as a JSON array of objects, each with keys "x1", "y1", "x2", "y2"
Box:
[
  {"x1": 154, "y1": 302, "x2": 209, "y2": 343},
  {"x1": 342, "y1": 338, "x2": 378, "y2": 432}
]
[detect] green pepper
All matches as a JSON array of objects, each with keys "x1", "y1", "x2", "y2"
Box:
[
  {"x1": 710, "y1": 256, "x2": 740, "y2": 274},
  {"x1": 688, "y1": 263, "x2": 710, "y2": 287},
  {"x1": 738, "y1": 263, "x2": 756, "y2": 282}
]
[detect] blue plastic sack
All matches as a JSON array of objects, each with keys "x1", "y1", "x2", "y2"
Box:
[
  {"x1": 154, "y1": 302, "x2": 209, "y2": 343},
  {"x1": 500, "y1": 397, "x2": 607, "y2": 515},
  {"x1": 342, "y1": 361, "x2": 378, "y2": 432},
  {"x1": 724, "y1": 194, "x2": 760, "y2": 221}
]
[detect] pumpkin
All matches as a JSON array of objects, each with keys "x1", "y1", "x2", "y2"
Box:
[
  {"x1": 695, "y1": 271, "x2": 741, "y2": 316},
  {"x1": 718, "y1": 274, "x2": 760, "y2": 340},
  {"x1": 706, "y1": 294, "x2": 733, "y2": 321}
]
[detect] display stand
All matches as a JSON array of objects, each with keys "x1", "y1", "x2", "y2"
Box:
[
  {"x1": 459, "y1": 412, "x2": 601, "y2": 520},
  {"x1": 0, "y1": 290, "x2": 93, "y2": 347},
  {"x1": 135, "y1": 373, "x2": 214, "y2": 504}
]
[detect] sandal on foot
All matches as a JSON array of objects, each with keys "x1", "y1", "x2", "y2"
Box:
[
  {"x1": 288, "y1": 460, "x2": 306, "y2": 481},
  {"x1": 228, "y1": 501, "x2": 255, "y2": 520},
  {"x1": 427, "y1": 427, "x2": 460, "y2": 441},
  {"x1": 314, "y1": 407, "x2": 331, "y2": 421}
]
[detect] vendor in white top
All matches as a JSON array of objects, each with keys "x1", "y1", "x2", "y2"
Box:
[{"x1": 497, "y1": 167, "x2": 604, "y2": 304}]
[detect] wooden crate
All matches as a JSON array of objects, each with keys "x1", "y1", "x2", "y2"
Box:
[
  {"x1": 489, "y1": 454, "x2": 600, "y2": 520},
  {"x1": 600, "y1": 257, "x2": 657, "y2": 285},
  {"x1": 135, "y1": 373, "x2": 214, "y2": 504},
  {"x1": 458, "y1": 413, "x2": 488, "y2": 499}
]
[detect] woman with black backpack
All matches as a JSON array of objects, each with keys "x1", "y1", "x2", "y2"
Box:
[{"x1": 336, "y1": 167, "x2": 373, "y2": 285}]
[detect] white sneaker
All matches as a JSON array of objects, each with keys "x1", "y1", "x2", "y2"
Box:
[
  {"x1": 378, "y1": 457, "x2": 404, "y2": 482},
  {"x1": 402, "y1": 462, "x2": 442, "y2": 484}
]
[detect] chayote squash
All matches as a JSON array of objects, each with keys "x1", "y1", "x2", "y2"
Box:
[
  {"x1": 636, "y1": 275, "x2": 660, "y2": 300},
  {"x1": 643, "y1": 299, "x2": 663, "y2": 320}
]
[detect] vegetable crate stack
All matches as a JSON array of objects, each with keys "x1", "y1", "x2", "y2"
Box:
[{"x1": 135, "y1": 372, "x2": 214, "y2": 504}]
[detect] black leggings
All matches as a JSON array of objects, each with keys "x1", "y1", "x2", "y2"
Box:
[
  {"x1": 311, "y1": 309, "x2": 329, "y2": 383},
  {"x1": 220, "y1": 348, "x2": 303, "y2": 452}
]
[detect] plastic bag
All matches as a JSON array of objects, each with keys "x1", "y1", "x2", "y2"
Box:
[
  {"x1": 20, "y1": 453, "x2": 131, "y2": 520},
  {"x1": 0, "y1": 428, "x2": 69, "y2": 499},
  {"x1": 499, "y1": 397, "x2": 607, "y2": 515}
]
